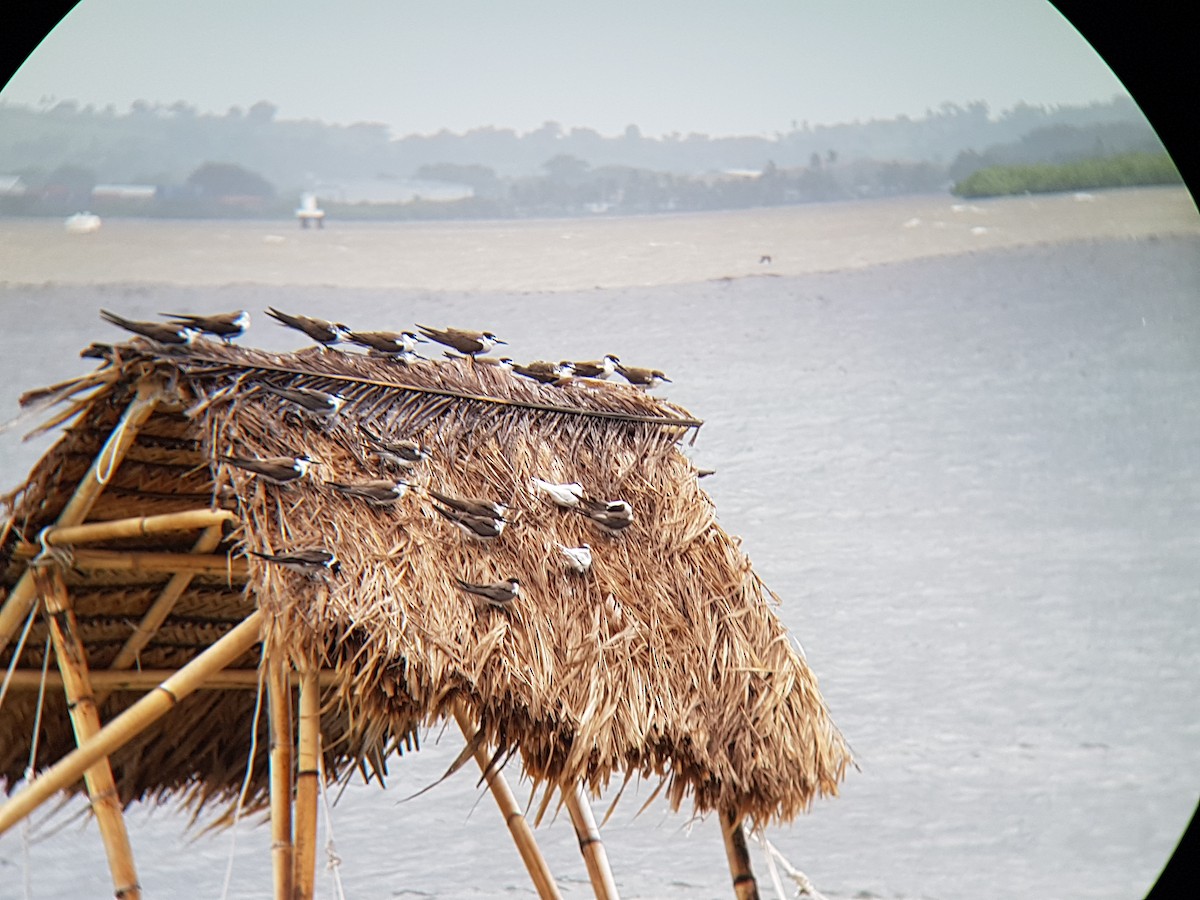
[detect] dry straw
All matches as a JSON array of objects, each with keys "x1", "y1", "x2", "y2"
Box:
[{"x1": 1, "y1": 337, "x2": 851, "y2": 830}]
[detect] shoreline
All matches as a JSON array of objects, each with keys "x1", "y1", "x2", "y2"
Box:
[{"x1": 0, "y1": 186, "x2": 1195, "y2": 291}]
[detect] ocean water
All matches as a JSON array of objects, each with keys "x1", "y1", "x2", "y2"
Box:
[{"x1": 1, "y1": 189, "x2": 1199, "y2": 899}]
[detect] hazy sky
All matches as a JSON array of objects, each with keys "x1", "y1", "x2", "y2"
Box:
[{"x1": 2, "y1": 1, "x2": 1128, "y2": 138}]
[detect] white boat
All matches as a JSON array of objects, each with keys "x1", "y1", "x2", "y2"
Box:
[
  {"x1": 295, "y1": 193, "x2": 326, "y2": 228},
  {"x1": 64, "y1": 212, "x2": 102, "y2": 234}
]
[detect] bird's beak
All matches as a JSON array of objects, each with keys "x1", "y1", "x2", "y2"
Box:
[{"x1": 494, "y1": 338, "x2": 508, "y2": 345}]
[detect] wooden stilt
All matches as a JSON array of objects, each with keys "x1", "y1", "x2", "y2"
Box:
[
  {"x1": 0, "y1": 609, "x2": 263, "y2": 836},
  {"x1": 36, "y1": 566, "x2": 142, "y2": 900},
  {"x1": 0, "y1": 378, "x2": 162, "y2": 656},
  {"x1": 564, "y1": 783, "x2": 620, "y2": 899},
  {"x1": 720, "y1": 808, "x2": 760, "y2": 900},
  {"x1": 267, "y1": 655, "x2": 295, "y2": 900},
  {"x1": 452, "y1": 705, "x2": 563, "y2": 900},
  {"x1": 292, "y1": 669, "x2": 320, "y2": 900}
]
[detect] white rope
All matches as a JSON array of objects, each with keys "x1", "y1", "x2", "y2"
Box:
[
  {"x1": 218, "y1": 669, "x2": 266, "y2": 900},
  {"x1": 22, "y1": 632, "x2": 52, "y2": 900},
  {"x1": 0, "y1": 596, "x2": 39, "y2": 712},
  {"x1": 747, "y1": 825, "x2": 830, "y2": 900},
  {"x1": 317, "y1": 738, "x2": 348, "y2": 900},
  {"x1": 752, "y1": 826, "x2": 790, "y2": 899},
  {"x1": 95, "y1": 409, "x2": 134, "y2": 485}
]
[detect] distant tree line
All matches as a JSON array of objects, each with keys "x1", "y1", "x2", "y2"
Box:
[
  {"x1": 0, "y1": 95, "x2": 1174, "y2": 219},
  {"x1": 952, "y1": 151, "x2": 1182, "y2": 198}
]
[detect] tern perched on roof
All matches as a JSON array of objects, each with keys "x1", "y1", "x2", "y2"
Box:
[
  {"x1": 416, "y1": 325, "x2": 505, "y2": 356},
  {"x1": 260, "y1": 384, "x2": 346, "y2": 421},
  {"x1": 326, "y1": 479, "x2": 410, "y2": 506},
  {"x1": 578, "y1": 497, "x2": 634, "y2": 534},
  {"x1": 220, "y1": 453, "x2": 317, "y2": 485},
  {"x1": 558, "y1": 543, "x2": 592, "y2": 574},
  {"x1": 433, "y1": 504, "x2": 506, "y2": 540},
  {"x1": 531, "y1": 478, "x2": 584, "y2": 508},
  {"x1": 565, "y1": 355, "x2": 620, "y2": 380},
  {"x1": 359, "y1": 424, "x2": 430, "y2": 470},
  {"x1": 615, "y1": 362, "x2": 672, "y2": 389},
  {"x1": 347, "y1": 330, "x2": 424, "y2": 357},
  {"x1": 456, "y1": 577, "x2": 521, "y2": 607},
  {"x1": 100, "y1": 309, "x2": 199, "y2": 346},
  {"x1": 265, "y1": 307, "x2": 349, "y2": 347},
  {"x1": 512, "y1": 360, "x2": 574, "y2": 385},
  {"x1": 161, "y1": 310, "x2": 249, "y2": 343},
  {"x1": 444, "y1": 352, "x2": 514, "y2": 370},
  {"x1": 425, "y1": 488, "x2": 508, "y2": 520},
  {"x1": 248, "y1": 547, "x2": 341, "y2": 577}
]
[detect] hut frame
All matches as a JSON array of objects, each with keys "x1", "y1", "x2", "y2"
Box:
[{"x1": 1, "y1": 339, "x2": 851, "y2": 898}]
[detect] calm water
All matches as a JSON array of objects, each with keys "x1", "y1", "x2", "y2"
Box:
[{"x1": 1, "y1": 192, "x2": 1199, "y2": 899}]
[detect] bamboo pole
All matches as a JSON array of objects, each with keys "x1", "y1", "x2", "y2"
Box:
[
  {"x1": 41, "y1": 509, "x2": 235, "y2": 546},
  {"x1": 36, "y1": 567, "x2": 142, "y2": 900},
  {"x1": 0, "y1": 378, "x2": 162, "y2": 656},
  {"x1": 3, "y1": 668, "x2": 337, "y2": 692},
  {"x1": 564, "y1": 783, "x2": 620, "y2": 899},
  {"x1": 292, "y1": 669, "x2": 320, "y2": 900},
  {"x1": 0, "y1": 609, "x2": 263, "y2": 837},
  {"x1": 452, "y1": 705, "x2": 562, "y2": 900},
  {"x1": 267, "y1": 655, "x2": 295, "y2": 900},
  {"x1": 31, "y1": 548, "x2": 249, "y2": 578},
  {"x1": 720, "y1": 809, "x2": 760, "y2": 900}
]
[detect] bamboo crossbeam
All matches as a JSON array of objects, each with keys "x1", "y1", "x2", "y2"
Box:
[
  {"x1": 40, "y1": 509, "x2": 235, "y2": 547},
  {"x1": 37, "y1": 568, "x2": 142, "y2": 900},
  {"x1": 103, "y1": 524, "x2": 229, "y2": 690},
  {"x1": 2, "y1": 668, "x2": 337, "y2": 691},
  {"x1": 267, "y1": 656, "x2": 295, "y2": 900},
  {"x1": 0, "y1": 378, "x2": 162, "y2": 657},
  {"x1": 720, "y1": 809, "x2": 760, "y2": 900},
  {"x1": 293, "y1": 669, "x2": 321, "y2": 900},
  {"x1": 57, "y1": 549, "x2": 248, "y2": 579},
  {"x1": 453, "y1": 705, "x2": 563, "y2": 900},
  {"x1": 0, "y1": 609, "x2": 263, "y2": 837},
  {"x1": 564, "y1": 783, "x2": 620, "y2": 899}
]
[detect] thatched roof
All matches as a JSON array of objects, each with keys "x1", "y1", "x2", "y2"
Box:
[{"x1": 1, "y1": 336, "x2": 851, "y2": 827}]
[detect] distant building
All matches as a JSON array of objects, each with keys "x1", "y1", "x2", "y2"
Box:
[
  {"x1": 90, "y1": 184, "x2": 158, "y2": 215},
  {"x1": 92, "y1": 184, "x2": 158, "y2": 202}
]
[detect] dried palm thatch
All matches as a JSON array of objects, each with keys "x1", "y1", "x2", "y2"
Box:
[{"x1": 1, "y1": 336, "x2": 851, "y2": 829}]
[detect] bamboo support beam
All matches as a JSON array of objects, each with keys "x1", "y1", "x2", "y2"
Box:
[
  {"x1": 0, "y1": 378, "x2": 162, "y2": 657},
  {"x1": 564, "y1": 783, "x2": 620, "y2": 899},
  {"x1": 54, "y1": 548, "x2": 248, "y2": 579},
  {"x1": 293, "y1": 669, "x2": 321, "y2": 900},
  {"x1": 720, "y1": 809, "x2": 760, "y2": 900},
  {"x1": 41, "y1": 509, "x2": 235, "y2": 547},
  {"x1": 0, "y1": 609, "x2": 263, "y2": 837},
  {"x1": 452, "y1": 705, "x2": 563, "y2": 900},
  {"x1": 2, "y1": 668, "x2": 337, "y2": 691},
  {"x1": 36, "y1": 567, "x2": 142, "y2": 900},
  {"x1": 267, "y1": 655, "x2": 295, "y2": 900}
]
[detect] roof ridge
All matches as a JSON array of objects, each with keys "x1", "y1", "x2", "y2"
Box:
[{"x1": 179, "y1": 356, "x2": 705, "y2": 429}]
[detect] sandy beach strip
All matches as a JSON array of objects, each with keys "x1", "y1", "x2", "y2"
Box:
[{"x1": 0, "y1": 186, "x2": 1196, "y2": 291}]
